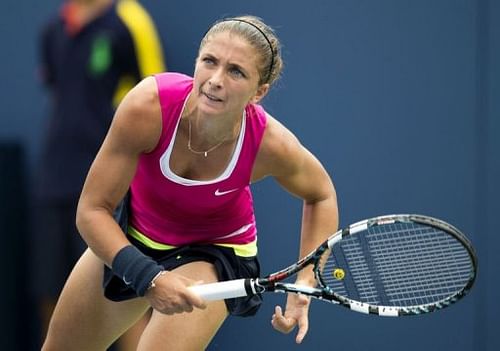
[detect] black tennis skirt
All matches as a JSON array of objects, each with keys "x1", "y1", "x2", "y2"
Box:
[{"x1": 103, "y1": 235, "x2": 263, "y2": 317}]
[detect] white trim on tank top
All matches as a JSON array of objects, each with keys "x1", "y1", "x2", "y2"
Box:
[{"x1": 159, "y1": 96, "x2": 246, "y2": 186}]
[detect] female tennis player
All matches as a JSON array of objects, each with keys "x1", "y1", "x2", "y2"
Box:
[{"x1": 42, "y1": 15, "x2": 338, "y2": 350}]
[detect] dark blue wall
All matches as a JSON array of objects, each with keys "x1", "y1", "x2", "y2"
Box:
[{"x1": 1, "y1": 0, "x2": 498, "y2": 350}]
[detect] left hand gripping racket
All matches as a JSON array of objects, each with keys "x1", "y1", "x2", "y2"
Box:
[{"x1": 189, "y1": 214, "x2": 477, "y2": 316}]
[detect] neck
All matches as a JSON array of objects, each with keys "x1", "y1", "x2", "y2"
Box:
[
  {"x1": 183, "y1": 94, "x2": 243, "y2": 145},
  {"x1": 71, "y1": 0, "x2": 112, "y2": 6},
  {"x1": 66, "y1": 0, "x2": 113, "y2": 24},
  {"x1": 187, "y1": 113, "x2": 242, "y2": 149}
]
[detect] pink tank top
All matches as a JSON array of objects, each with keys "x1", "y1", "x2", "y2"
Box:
[{"x1": 128, "y1": 72, "x2": 267, "y2": 246}]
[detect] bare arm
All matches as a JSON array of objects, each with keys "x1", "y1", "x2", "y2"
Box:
[
  {"x1": 76, "y1": 77, "x2": 205, "y2": 313},
  {"x1": 253, "y1": 115, "x2": 339, "y2": 274},
  {"x1": 253, "y1": 115, "x2": 339, "y2": 343},
  {"x1": 76, "y1": 76, "x2": 161, "y2": 266}
]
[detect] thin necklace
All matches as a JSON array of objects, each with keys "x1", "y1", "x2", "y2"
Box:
[{"x1": 187, "y1": 118, "x2": 230, "y2": 157}]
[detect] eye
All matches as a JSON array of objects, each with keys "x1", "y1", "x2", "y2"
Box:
[
  {"x1": 229, "y1": 66, "x2": 246, "y2": 79},
  {"x1": 201, "y1": 56, "x2": 216, "y2": 65}
]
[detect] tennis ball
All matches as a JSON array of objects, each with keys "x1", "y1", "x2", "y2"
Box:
[{"x1": 333, "y1": 268, "x2": 345, "y2": 280}]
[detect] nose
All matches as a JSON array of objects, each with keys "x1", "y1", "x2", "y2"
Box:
[{"x1": 208, "y1": 68, "x2": 224, "y2": 89}]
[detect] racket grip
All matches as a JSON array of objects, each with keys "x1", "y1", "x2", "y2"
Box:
[{"x1": 188, "y1": 279, "x2": 251, "y2": 301}]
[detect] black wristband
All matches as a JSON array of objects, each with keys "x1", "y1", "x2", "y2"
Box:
[{"x1": 111, "y1": 245, "x2": 164, "y2": 297}]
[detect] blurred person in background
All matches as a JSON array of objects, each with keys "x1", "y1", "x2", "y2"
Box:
[{"x1": 32, "y1": 0, "x2": 165, "y2": 350}]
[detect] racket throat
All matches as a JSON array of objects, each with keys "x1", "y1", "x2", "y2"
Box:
[
  {"x1": 248, "y1": 278, "x2": 265, "y2": 295},
  {"x1": 272, "y1": 282, "x2": 326, "y2": 299}
]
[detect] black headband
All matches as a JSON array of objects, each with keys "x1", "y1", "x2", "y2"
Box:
[{"x1": 206, "y1": 18, "x2": 275, "y2": 83}]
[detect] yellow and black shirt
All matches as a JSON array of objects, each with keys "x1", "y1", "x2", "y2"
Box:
[{"x1": 37, "y1": 0, "x2": 165, "y2": 200}]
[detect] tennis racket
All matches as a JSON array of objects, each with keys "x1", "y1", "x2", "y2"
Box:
[{"x1": 189, "y1": 214, "x2": 477, "y2": 316}]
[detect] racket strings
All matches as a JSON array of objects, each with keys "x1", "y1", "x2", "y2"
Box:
[
  {"x1": 320, "y1": 222, "x2": 474, "y2": 307},
  {"x1": 322, "y1": 240, "x2": 380, "y2": 303},
  {"x1": 369, "y1": 224, "x2": 472, "y2": 305}
]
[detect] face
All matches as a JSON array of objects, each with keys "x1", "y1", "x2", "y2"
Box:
[{"x1": 192, "y1": 32, "x2": 269, "y2": 117}]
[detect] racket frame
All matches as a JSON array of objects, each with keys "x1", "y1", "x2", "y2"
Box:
[{"x1": 190, "y1": 214, "x2": 477, "y2": 317}]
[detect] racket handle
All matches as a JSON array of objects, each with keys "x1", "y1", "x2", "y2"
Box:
[{"x1": 188, "y1": 279, "x2": 252, "y2": 301}]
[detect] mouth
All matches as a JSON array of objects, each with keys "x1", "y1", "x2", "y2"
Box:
[{"x1": 202, "y1": 91, "x2": 224, "y2": 103}]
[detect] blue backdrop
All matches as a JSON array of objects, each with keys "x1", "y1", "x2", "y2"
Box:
[{"x1": 1, "y1": 1, "x2": 498, "y2": 350}]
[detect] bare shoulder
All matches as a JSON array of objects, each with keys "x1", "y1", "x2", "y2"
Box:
[
  {"x1": 119, "y1": 76, "x2": 159, "y2": 113},
  {"x1": 252, "y1": 114, "x2": 305, "y2": 181},
  {"x1": 252, "y1": 113, "x2": 335, "y2": 202},
  {"x1": 109, "y1": 76, "x2": 162, "y2": 153}
]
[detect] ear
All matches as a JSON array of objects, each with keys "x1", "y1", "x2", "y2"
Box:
[{"x1": 250, "y1": 84, "x2": 270, "y2": 104}]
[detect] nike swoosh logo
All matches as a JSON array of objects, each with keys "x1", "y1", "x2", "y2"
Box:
[
  {"x1": 214, "y1": 188, "x2": 239, "y2": 196},
  {"x1": 123, "y1": 276, "x2": 132, "y2": 285}
]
